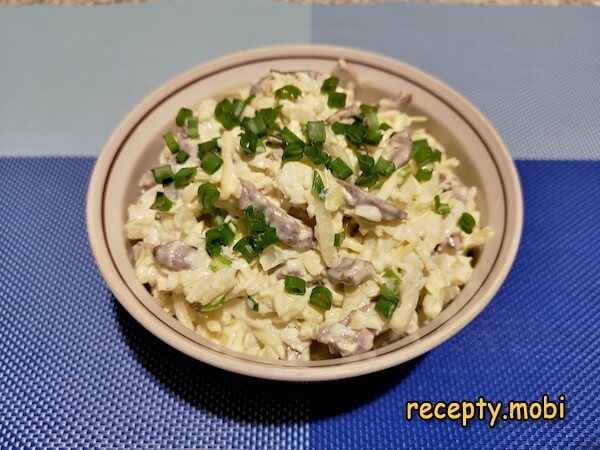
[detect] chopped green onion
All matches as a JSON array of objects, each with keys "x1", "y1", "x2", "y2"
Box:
[
  {"x1": 364, "y1": 128, "x2": 383, "y2": 146},
  {"x1": 198, "y1": 138, "x2": 219, "y2": 159},
  {"x1": 232, "y1": 99, "x2": 245, "y2": 119},
  {"x1": 304, "y1": 146, "x2": 330, "y2": 165},
  {"x1": 309, "y1": 285, "x2": 332, "y2": 311},
  {"x1": 363, "y1": 111, "x2": 379, "y2": 130},
  {"x1": 307, "y1": 121, "x2": 326, "y2": 144},
  {"x1": 175, "y1": 151, "x2": 190, "y2": 164},
  {"x1": 359, "y1": 104, "x2": 378, "y2": 118},
  {"x1": 252, "y1": 226, "x2": 278, "y2": 249},
  {"x1": 375, "y1": 296, "x2": 398, "y2": 318},
  {"x1": 239, "y1": 130, "x2": 259, "y2": 155},
  {"x1": 282, "y1": 142, "x2": 304, "y2": 162},
  {"x1": 246, "y1": 295, "x2": 259, "y2": 312},
  {"x1": 331, "y1": 121, "x2": 349, "y2": 135},
  {"x1": 233, "y1": 236, "x2": 257, "y2": 262},
  {"x1": 213, "y1": 209, "x2": 227, "y2": 226},
  {"x1": 284, "y1": 276, "x2": 306, "y2": 295},
  {"x1": 151, "y1": 165, "x2": 174, "y2": 184},
  {"x1": 280, "y1": 127, "x2": 304, "y2": 145},
  {"x1": 163, "y1": 132, "x2": 180, "y2": 153},
  {"x1": 200, "y1": 295, "x2": 225, "y2": 312},
  {"x1": 321, "y1": 76, "x2": 339, "y2": 93},
  {"x1": 412, "y1": 139, "x2": 442, "y2": 166},
  {"x1": 201, "y1": 152, "x2": 223, "y2": 174},
  {"x1": 459, "y1": 212, "x2": 476, "y2": 234},
  {"x1": 173, "y1": 167, "x2": 197, "y2": 188},
  {"x1": 355, "y1": 172, "x2": 379, "y2": 188},
  {"x1": 245, "y1": 206, "x2": 268, "y2": 234},
  {"x1": 275, "y1": 85, "x2": 302, "y2": 101},
  {"x1": 416, "y1": 167, "x2": 433, "y2": 182},
  {"x1": 346, "y1": 123, "x2": 367, "y2": 146},
  {"x1": 241, "y1": 116, "x2": 267, "y2": 136},
  {"x1": 379, "y1": 122, "x2": 392, "y2": 131},
  {"x1": 255, "y1": 107, "x2": 281, "y2": 128},
  {"x1": 205, "y1": 223, "x2": 235, "y2": 256},
  {"x1": 327, "y1": 92, "x2": 347, "y2": 109},
  {"x1": 186, "y1": 116, "x2": 199, "y2": 139},
  {"x1": 357, "y1": 154, "x2": 375, "y2": 173},
  {"x1": 327, "y1": 157, "x2": 353, "y2": 180},
  {"x1": 175, "y1": 108, "x2": 193, "y2": 127},
  {"x1": 434, "y1": 195, "x2": 450, "y2": 215},
  {"x1": 214, "y1": 99, "x2": 239, "y2": 130},
  {"x1": 150, "y1": 192, "x2": 172, "y2": 212},
  {"x1": 312, "y1": 171, "x2": 327, "y2": 200},
  {"x1": 198, "y1": 138, "x2": 219, "y2": 158},
  {"x1": 198, "y1": 183, "x2": 220, "y2": 211},
  {"x1": 382, "y1": 268, "x2": 402, "y2": 292},
  {"x1": 333, "y1": 231, "x2": 345, "y2": 247},
  {"x1": 375, "y1": 157, "x2": 395, "y2": 178}
]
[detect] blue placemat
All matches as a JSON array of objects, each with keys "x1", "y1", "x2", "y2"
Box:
[
  {"x1": 1, "y1": 1, "x2": 599, "y2": 448},
  {"x1": 0, "y1": 158, "x2": 598, "y2": 449}
]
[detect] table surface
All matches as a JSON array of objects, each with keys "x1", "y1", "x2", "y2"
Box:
[{"x1": 1, "y1": 2, "x2": 599, "y2": 448}]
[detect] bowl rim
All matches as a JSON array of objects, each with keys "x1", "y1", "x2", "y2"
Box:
[{"x1": 87, "y1": 44, "x2": 523, "y2": 382}]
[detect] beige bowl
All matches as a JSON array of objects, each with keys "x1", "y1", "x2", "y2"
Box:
[{"x1": 87, "y1": 45, "x2": 523, "y2": 382}]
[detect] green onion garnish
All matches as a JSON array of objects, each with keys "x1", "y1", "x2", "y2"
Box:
[
  {"x1": 355, "y1": 172, "x2": 379, "y2": 188},
  {"x1": 383, "y1": 268, "x2": 402, "y2": 292},
  {"x1": 205, "y1": 223, "x2": 235, "y2": 257},
  {"x1": 275, "y1": 85, "x2": 302, "y2": 101},
  {"x1": 215, "y1": 99, "x2": 239, "y2": 130},
  {"x1": 459, "y1": 212, "x2": 476, "y2": 234},
  {"x1": 173, "y1": 167, "x2": 197, "y2": 188},
  {"x1": 363, "y1": 111, "x2": 379, "y2": 130},
  {"x1": 359, "y1": 104, "x2": 377, "y2": 118},
  {"x1": 282, "y1": 142, "x2": 304, "y2": 162},
  {"x1": 280, "y1": 127, "x2": 304, "y2": 145},
  {"x1": 241, "y1": 116, "x2": 267, "y2": 136},
  {"x1": 379, "y1": 123, "x2": 392, "y2": 131},
  {"x1": 232, "y1": 99, "x2": 245, "y2": 119},
  {"x1": 307, "y1": 121, "x2": 326, "y2": 144},
  {"x1": 333, "y1": 231, "x2": 345, "y2": 247},
  {"x1": 175, "y1": 107, "x2": 193, "y2": 127},
  {"x1": 198, "y1": 138, "x2": 219, "y2": 158},
  {"x1": 312, "y1": 171, "x2": 327, "y2": 200},
  {"x1": 327, "y1": 92, "x2": 347, "y2": 109},
  {"x1": 434, "y1": 195, "x2": 450, "y2": 215},
  {"x1": 246, "y1": 295, "x2": 259, "y2": 312},
  {"x1": 240, "y1": 130, "x2": 259, "y2": 155},
  {"x1": 255, "y1": 107, "x2": 281, "y2": 129},
  {"x1": 357, "y1": 154, "x2": 375, "y2": 173},
  {"x1": 151, "y1": 165, "x2": 174, "y2": 184},
  {"x1": 245, "y1": 206, "x2": 268, "y2": 234},
  {"x1": 375, "y1": 296, "x2": 398, "y2": 318},
  {"x1": 233, "y1": 237, "x2": 257, "y2": 262},
  {"x1": 175, "y1": 151, "x2": 190, "y2": 164},
  {"x1": 163, "y1": 131, "x2": 180, "y2": 153},
  {"x1": 375, "y1": 157, "x2": 395, "y2": 178},
  {"x1": 309, "y1": 285, "x2": 332, "y2": 310},
  {"x1": 284, "y1": 275, "x2": 306, "y2": 296},
  {"x1": 412, "y1": 139, "x2": 442, "y2": 166},
  {"x1": 251, "y1": 226, "x2": 278, "y2": 249},
  {"x1": 364, "y1": 128, "x2": 383, "y2": 146},
  {"x1": 321, "y1": 76, "x2": 339, "y2": 93},
  {"x1": 198, "y1": 183, "x2": 220, "y2": 211},
  {"x1": 186, "y1": 116, "x2": 199, "y2": 139},
  {"x1": 200, "y1": 295, "x2": 225, "y2": 313},
  {"x1": 150, "y1": 192, "x2": 172, "y2": 212},
  {"x1": 201, "y1": 152, "x2": 223, "y2": 174},
  {"x1": 331, "y1": 122, "x2": 349, "y2": 135},
  {"x1": 416, "y1": 167, "x2": 433, "y2": 182},
  {"x1": 304, "y1": 146, "x2": 330, "y2": 165},
  {"x1": 213, "y1": 209, "x2": 227, "y2": 226},
  {"x1": 327, "y1": 157, "x2": 353, "y2": 180},
  {"x1": 212, "y1": 254, "x2": 232, "y2": 267},
  {"x1": 346, "y1": 123, "x2": 367, "y2": 146}
]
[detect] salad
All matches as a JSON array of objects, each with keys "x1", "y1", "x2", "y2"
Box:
[{"x1": 126, "y1": 61, "x2": 492, "y2": 361}]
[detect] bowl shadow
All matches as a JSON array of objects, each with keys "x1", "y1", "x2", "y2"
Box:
[{"x1": 115, "y1": 298, "x2": 419, "y2": 425}]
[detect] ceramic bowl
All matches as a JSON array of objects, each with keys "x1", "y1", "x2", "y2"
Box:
[{"x1": 87, "y1": 45, "x2": 523, "y2": 382}]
